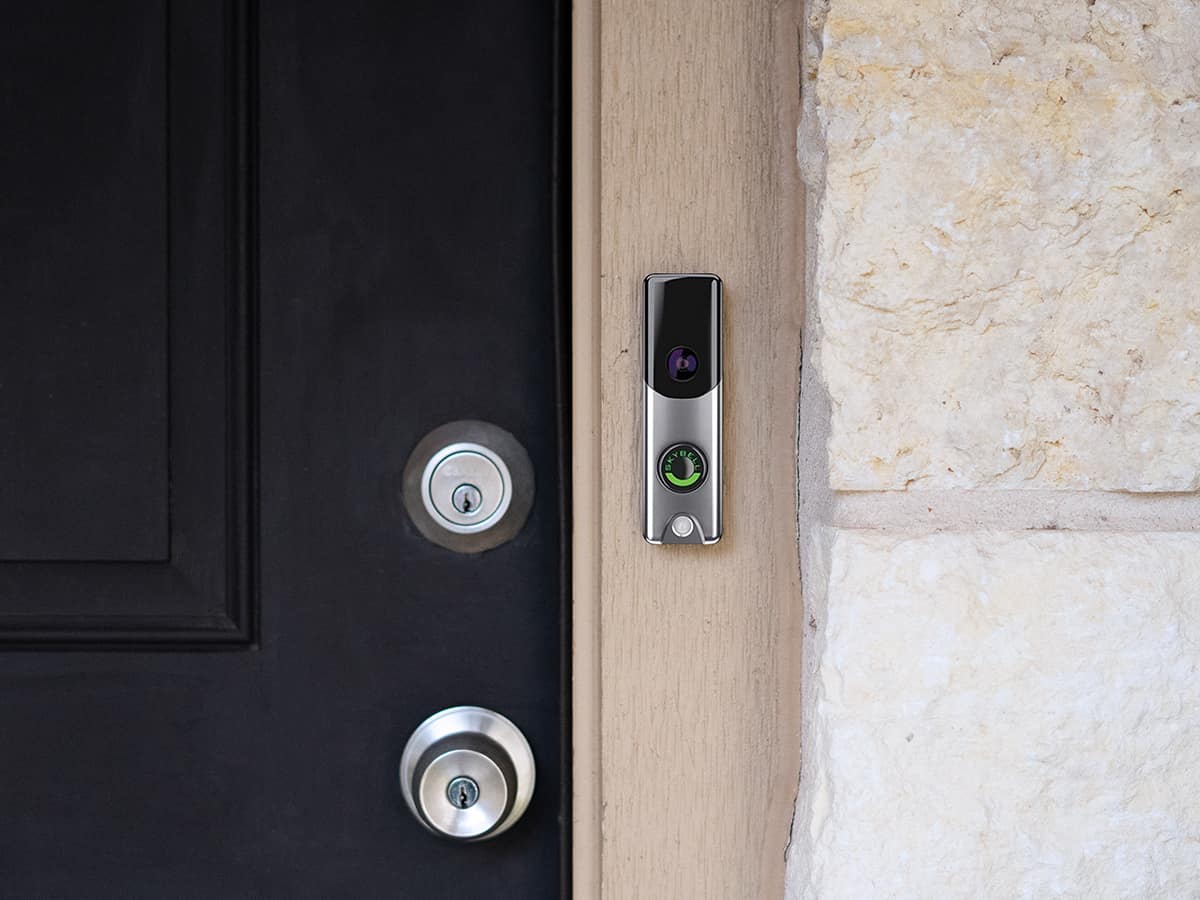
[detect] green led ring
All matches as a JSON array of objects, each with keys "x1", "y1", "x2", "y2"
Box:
[{"x1": 658, "y1": 443, "x2": 707, "y2": 493}]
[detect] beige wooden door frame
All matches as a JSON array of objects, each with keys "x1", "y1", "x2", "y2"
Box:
[{"x1": 572, "y1": 2, "x2": 806, "y2": 896}]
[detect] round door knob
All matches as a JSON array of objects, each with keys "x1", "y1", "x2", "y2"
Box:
[{"x1": 398, "y1": 706, "x2": 535, "y2": 841}]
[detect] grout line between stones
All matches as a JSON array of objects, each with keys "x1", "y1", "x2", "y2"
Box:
[{"x1": 831, "y1": 490, "x2": 1200, "y2": 534}]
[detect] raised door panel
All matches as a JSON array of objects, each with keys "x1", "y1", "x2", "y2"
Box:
[{"x1": 0, "y1": 1, "x2": 255, "y2": 645}]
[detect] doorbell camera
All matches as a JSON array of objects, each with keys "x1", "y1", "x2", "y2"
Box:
[{"x1": 643, "y1": 273, "x2": 722, "y2": 545}]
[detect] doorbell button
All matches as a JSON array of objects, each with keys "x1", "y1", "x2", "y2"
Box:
[{"x1": 670, "y1": 515, "x2": 696, "y2": 539}]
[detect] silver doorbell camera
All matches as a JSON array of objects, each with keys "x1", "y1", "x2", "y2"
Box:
[{"x1": 643, "y1": 273, "x2": 722, "y2": 545}]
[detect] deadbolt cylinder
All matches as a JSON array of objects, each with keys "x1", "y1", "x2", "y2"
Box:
[{"x1": 401, "y1": 421, "x2": 535, "y2": 554}]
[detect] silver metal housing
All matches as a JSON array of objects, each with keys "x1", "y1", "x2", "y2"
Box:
[{"x1": 643, "y1": 383, "x2": 722, "y2": 544}]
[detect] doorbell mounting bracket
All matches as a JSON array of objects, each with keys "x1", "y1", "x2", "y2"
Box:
[{"x1": 643, "y1": 273, "x2": 722, "y2": 545}]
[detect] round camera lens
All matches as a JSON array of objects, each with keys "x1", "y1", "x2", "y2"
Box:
[{"x1": 666, "y1": 346, "x2": 699, "y2": 382}]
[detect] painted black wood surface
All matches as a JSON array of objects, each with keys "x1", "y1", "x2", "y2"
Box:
[{"x1": 0, "y1": 1, "x2": 568, "y2": 895}]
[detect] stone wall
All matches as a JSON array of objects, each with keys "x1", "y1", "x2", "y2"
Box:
[{"x1": 788, "y1": 1, "x2": 1200, "y2": 896}]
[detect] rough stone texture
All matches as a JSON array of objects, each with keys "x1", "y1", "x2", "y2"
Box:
[
  {"x1": 809, "y1": 0, "x2": 1200, "y2": 490},
  {"x1": 787, "y1": 529, "x2": 1200, "y2": 900}
]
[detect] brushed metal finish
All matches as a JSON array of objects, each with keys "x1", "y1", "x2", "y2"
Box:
[
  {"x1": 399, "y1": 705, "x2": 536, "y2": 841},
  {"x1": 644, "y1": 383, "x2": 722, "y2": 544},
  {"x1": 417, "y1": 749, "x2": 507, "y2": 838},
  {"x1": 420, "y1": 441, "x2": 512, "y2": 532},
  {"x1": 401, "y1": 420, "x2": 535, "y2": 554}
]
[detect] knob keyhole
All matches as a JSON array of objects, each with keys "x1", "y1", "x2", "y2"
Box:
[{"x1": 446, "y1": 775, "x2": 479, "y2": 809}]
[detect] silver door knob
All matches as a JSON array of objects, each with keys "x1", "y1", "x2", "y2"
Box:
[{"x1": 398, "y1": 706, "x2": 535, "y2": 841}]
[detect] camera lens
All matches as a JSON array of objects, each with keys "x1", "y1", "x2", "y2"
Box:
[{"x1": 666, "y1": 346, "x2": 699, "y2": 382}]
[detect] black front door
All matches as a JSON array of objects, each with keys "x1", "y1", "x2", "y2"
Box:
[{"x1": 0, "y1": 2, "x2": 568, "y2": 896}]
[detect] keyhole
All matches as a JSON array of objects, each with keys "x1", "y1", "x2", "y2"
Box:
[
  {"x1": 451, "y1": 484, "x2": 483, "y2": 517},
  {"x1": 446, "y1": 776, "x2": 479, "y2": 809}
]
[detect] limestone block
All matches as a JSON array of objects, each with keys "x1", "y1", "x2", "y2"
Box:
[
  {"x1": 809, "y1": 0, "x2": 1200, "y2": 490},
  {"x1": 788, "y1": 529, "x2": 1200, "y2": 899}
]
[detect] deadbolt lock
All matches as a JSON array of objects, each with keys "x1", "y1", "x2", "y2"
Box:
[
  {"x1": 402, "y1": 421, "x2": 535, "y2": 554},
  {"x1": 421, "y1": 441, "x2": 512, "y2": 529}
]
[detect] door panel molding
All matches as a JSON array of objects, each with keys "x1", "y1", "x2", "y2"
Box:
[
  {"x1": 573, "y1": 1, "x2": 805, "y2": 895},
  {"x1": 0, "y1": 1, "x2": 257, "y2": 646}
]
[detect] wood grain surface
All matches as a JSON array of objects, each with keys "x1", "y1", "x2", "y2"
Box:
[{"x1": 575, "y1": 2, "x2": 806, "y2": 896}]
